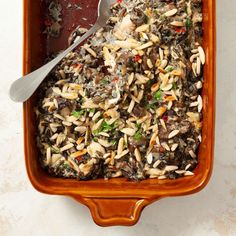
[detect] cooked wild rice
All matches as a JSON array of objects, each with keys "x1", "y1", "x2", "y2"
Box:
[{"x1": 36, "y1": 0, "x2": 204, "y2": 181}]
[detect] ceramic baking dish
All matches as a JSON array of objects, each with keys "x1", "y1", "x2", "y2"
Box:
[{"x1": 23, "y1": 0, "x2": 216, "y2": 226}]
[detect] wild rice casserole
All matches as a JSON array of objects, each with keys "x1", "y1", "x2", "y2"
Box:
[{"x1": 36, "y1": 0, "x2": 205, "y2": 180}]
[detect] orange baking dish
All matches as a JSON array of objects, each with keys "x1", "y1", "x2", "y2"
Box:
[{"x1": 23, "y1": 0, "x2": 216, "y2": 226}]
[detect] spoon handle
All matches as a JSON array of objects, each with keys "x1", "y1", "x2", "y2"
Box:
[{"x1": 9, "y1": 22, "x2": 100, "y2": 103}]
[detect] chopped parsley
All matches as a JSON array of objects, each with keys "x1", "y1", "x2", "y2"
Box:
[
  {"x1": 101, "y1": 121, "x2": 115, "y2": 132},
  {"x1": 186, "y1": 18, "x2": 192, "y2": 27},
  {"x1": 134, "y1": 123, "x2": 142, "y2": 141},
  {"x1": 101, "y1": 78, "x2": 110, "y2": 85},
  {"x1": 71, "y1": 110, "x2": 85, "y2": 118},
  {"x1": 173, "y1": 82, "x2": 177, "y2": 90},
  {"x1": 88, "y1": 108, "x2": 95, "y2": 113},
  {"x1": 165, "y1": 65, "x2": 174, "y2": 72},
  {"x1": 154, "y1": 90, "x2": 162, "y2": 101},
  {"x1": 51, "y1": 146, "x2": 60, "y2": 154},
  {"x1": 93, "y1": 121, "x2": 115, "y2": 135},
  {"x1": 111, "y1": 140, "x2": 117, "y2": 145},
  {"x1": 146, "y1": 103, "x2": 157, "y2": 110}
]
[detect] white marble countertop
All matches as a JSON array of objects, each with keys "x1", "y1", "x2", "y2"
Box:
[{"x1": 1, "y1": 0, "x2": 236, "y2": 235}]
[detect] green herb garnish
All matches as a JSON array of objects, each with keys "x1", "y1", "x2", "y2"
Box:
[
  {"x1": 173, "y1": 82, "x2": 177, "y2": 90},
  {"x1": 146, "y1": 103, "x2": 157, "y2": 110},
  {"x1": 186, "y1": 18, "x2": 192, "y2": 27},
  {"x1": 165, "y1": 66, "x2": 174, "y2": 72},
  {"x1": 71, "y1": 110, "x2": 84, "y2": 118},
  {"x1": 111, "y1": 140, "x2": 117, "y2": 145},
  {"x1": 93, "y1": 121, "x2": 115, "y2": 135},
  {"x1": 88, "y1": 108, "x2": 95, "y2": 113},
  {"x1": 101, "y1": 78, "x2": 110, "y2": 85},
  {"x1": 92, "y1": 129, "x2": 100, "y2": 135},
  {"x1": 134, "y1": 130, "x2": 142, "y2": 141},
  {"x1": 93, "y1": 137, "x2": 98, "y2": 142},
  {"x1": 154, "y1": 90, "x2": 162, "y2": 101},
  {"x1": 51, "y1": 146, "x2": 60, "y2": 154},
  {"x1": 134, "y1": 123, "x2": 142, "y2": 141},
  {"x1": 101, "y1": 121, "x2": 114, "y2": 132}
]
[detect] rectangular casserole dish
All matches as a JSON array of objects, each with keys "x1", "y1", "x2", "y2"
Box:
[{"x1": 23, "y1": 0, "x2": 216, "y2": 226}]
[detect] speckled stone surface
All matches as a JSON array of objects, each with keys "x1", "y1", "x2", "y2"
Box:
[{"x1": 0, "y1": 1, "x2": 236, "y2": 235}]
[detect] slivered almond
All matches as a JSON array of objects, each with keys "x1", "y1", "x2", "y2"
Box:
[
  {"x1": 146, "y1": 153, "x2": 153, "y2": 164},
  {"x1": 62, "y1": 121, "x2": 72, "y2": 127},
  {"x1": 128, "y1": 99, "x2": 136, "y2": 113},
  {"x1": 168, "y1": 130, "x2": 180, "y2": 139},
  {"x1": 162, "y1": 142, "x2": 170, "y2": 151},
  {"x1": 159, "y1": 48, "x2": 164, "y2": 60},
  {"x1": 121, "y1": 128, "x2": 136, "y2": 136},
  {"x1": 171, "y1": 143, "x2": 179, "y2": 151},
  {"x1": 84, "y1": 45, "x2": 97, "y2": 58},
  {"x1": 114, "y1": 149, "x2": 129, "y2": 159},
  {"x1": 149, "y1": 132, "x2": 158, "y2": 147},
  {"x1": 46, "y1": 147, "x2": 51, "y2": 165},
  {"x1": 128, "y1": 73, "x2": 134, "y2": 85},
  {"x1": 76, "y1": 137, "x2": 84, "y2": 145},
  {"x1": 198, "y1": 46, "x2": 205, "y2": 64},
  {"x1": 156, "y1": 107, "x2": 167, "y2": 117},
  {"x1": 190, "y1": 101, "x2": 198, "y2": 107},
  {"x1": 134, "y1": 148, "x2": 142, "y2": 162},
  {"x1": 61, "y1": 92, "x2": 78, "y2": 100},
  {"x1": 184, "y1": 171, "x2": 194, "y2": 176},
  {"x1": 196, "y1": 81, "x2": 203, "y2": 89},
  {"x1": 165, "y1": 165, "x2": 178, "y2": 171},
  {"x1": 98, "y1": 139, "x2": 113, "y2": 148},
  {"x1": 135, "y1": 73, "x2": 150, "y2": 84},
  {"x1": 135, "y1": 24, "x2": 149, "y2": 32},
  {"x1": 192, "y1": 62, "x2": 197, "y2": 76},
  {"x1": 136, "y1": 41, "x2": 153, "y2": 50},
  {"x1": 92, "y1": 111, "x2": 101, "y2": 121},
  {"x1": 196, "y1": 57, "x2": 201, "y2": 75},
  {"x1": 190, "y1": 53, "x2": 199, "y2": 63},
  {"x1": 197, "y1": 95, "x2": 203, "y2": 112},
  {"x1": 115, "y1": 40, "x2": 140, "y2": 49},
  {"x1": 167, "y1": 101, "x2": 173, "y2": 109},
  {"x1": 153, "y1": 160, "x2": 161, "y2": 168},
  {"x1": 137, "y1": 90, "x2": 144, "y2": 101},
  {"x1": 156, "y1": 136, "x2": 161, "y2": 146},
  {"x1": 160, "y1": 119, "x2": 167, "y2": 130},
  {"x1": 70, "y1": 149, "x2": 87, "y2": 158},
  {"x1": 151, "y1": 82, "x2": 160, "y2": 93},
  {"x1": 164, "y1": 95, "x2": 176, "y2": 102},
  {"x1": 171, "y1": 90, "x2": 178, "y2": 100},
  {"x1": 52, "y1": 87, "x2": 61, "y2": 95},
  {"x1": 150, "y1": 33, "x2": 160, "y2": 43},
  {"x1": 92, "y1": 118, "x2": 103, "y2": 132},
  {"x1": 99, "y1": 132, "x2": 110, "y2": 137},
  {"x1": 170, "y1": 21, "x2": 184, "y2": 27},
  {"x1": 160, "y1": 59, "x2": 168, "y2": 68},
  {"x1": 74, "y1": 126, "x2": 87, "y2": 133},
  {"x1": 60, "y1": 143, "x2": 74, "y2": 152},
  {"x1": 189, "y1": 150, "x2": 197, "y2": 158},
  {"x1": 117, "y1": 137, "x2": 124, "y2": 155},
  {"x1": 161, "y1": 83, "x2": 173, "y2": 91},
  {"x1": 50, "y1": 133, "x2": 58, "y2": 140},
  {"x1": 147, "y1": 59, "x2": 153, "y2": 68},
  {"x1": 164, "y1": 8, "x2": 177, "y2": 17},
  {"x1": 171, "y1": 70, "x2": 182, "y2": 76}
]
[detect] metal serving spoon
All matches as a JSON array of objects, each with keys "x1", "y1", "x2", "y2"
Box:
[{"x1": 9, "y1": 0, "x2": 116, "y2": 102}]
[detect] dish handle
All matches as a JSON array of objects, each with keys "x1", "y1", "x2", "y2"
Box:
[{"x1": 73, "y1": 196, "x2": 152, "y2": 226}]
